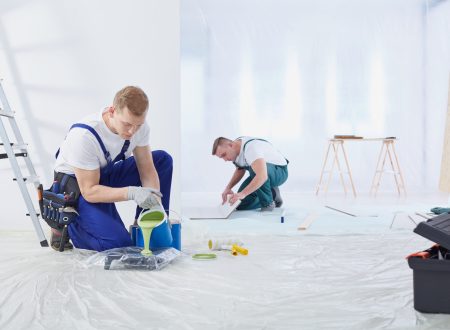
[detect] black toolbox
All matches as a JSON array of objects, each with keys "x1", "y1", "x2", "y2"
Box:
[{"x1": 408, "y1": 212, "x2": 450, "y2": 313}]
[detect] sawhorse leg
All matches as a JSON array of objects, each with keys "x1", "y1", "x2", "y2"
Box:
[
  {"x1": 316, "y1": 140, "x2": 356, "y2": 197},
  {"x1": 388, "y1": 140, "x2": 406, "y2": 195},
  {"x1": 316, "y1": 142, "x2": 332, "y2": 195},
  {"x1": 370, "y1": 141, "x2": 387, "y2": 195},
  {"x1": 370, "y1": 140, "x2": 406, "y2": 196},
  {"x1": 339, "y1": 141, "x2": 357, "y2": 197}
]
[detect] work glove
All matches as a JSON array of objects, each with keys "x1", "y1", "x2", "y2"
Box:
[{"x1": 127, "y1": 186, "x2": 163, "y2": 210}]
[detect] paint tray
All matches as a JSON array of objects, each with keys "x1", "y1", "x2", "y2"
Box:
[{"x1": 85, "y1": 246, "x2": 181, "y2": 271}]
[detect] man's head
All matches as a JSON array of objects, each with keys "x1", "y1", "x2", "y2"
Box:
[
  {"x1": 106, "y1": 86, "x2": 149, "y2": 139},
  {"x1": 212, "y1": 137, "x2": 240, "y2": 162}
]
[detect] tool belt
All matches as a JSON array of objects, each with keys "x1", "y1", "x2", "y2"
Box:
[{"x1": 39, "y1": 172, "x2": 81, "y2": 230}]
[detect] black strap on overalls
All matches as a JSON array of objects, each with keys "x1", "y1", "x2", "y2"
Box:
[
  {"x1": 54, "y1": 123, "x2": 130, "y2": 195},
  {"x1": 56, "y1": 123, "x2": 130, "y2": 174}
]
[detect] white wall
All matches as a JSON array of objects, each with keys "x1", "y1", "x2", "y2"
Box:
[
  {"x1": 0, "y1": 0, "x2": 180, "y2": 231},
  {"x1": 181, "y1": 0, "x2": 450, "y2": 195}
]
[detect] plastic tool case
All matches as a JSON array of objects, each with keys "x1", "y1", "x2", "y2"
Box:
[{"x1": 408, "y1": 212, "x2": 450, "y2": 313}]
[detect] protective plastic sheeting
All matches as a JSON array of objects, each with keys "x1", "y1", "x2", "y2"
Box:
[{"x1": 2, "y1": 225, "x2": 450, "y2": 329}]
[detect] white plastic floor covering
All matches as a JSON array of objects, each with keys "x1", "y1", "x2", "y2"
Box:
[{"x1": 1, "y1": 194, "x2": 450, "y2": 329}]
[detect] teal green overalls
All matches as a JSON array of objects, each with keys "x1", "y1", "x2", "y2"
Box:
[{"x1": 233, "y1": 139, "x2": 288, "y2": 210}]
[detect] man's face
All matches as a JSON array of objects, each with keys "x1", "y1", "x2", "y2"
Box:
[
  {"x1": 215, "y1": 143, "x2": 237, "y2": 162},
  {"x1": 110, "y1": 106, "x2": 146, "y2": 140}
]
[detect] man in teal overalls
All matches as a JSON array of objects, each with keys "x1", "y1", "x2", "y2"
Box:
[{"x1": 212, "y1": 136, "x2": 288, "y2": 211}]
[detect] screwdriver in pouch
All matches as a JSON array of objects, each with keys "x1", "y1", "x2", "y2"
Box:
[{"x1": 52, "y1": 180, "x2": 60, "y2": 193}]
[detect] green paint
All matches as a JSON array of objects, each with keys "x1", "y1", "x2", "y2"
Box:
[
  {"x1": 140, "y1": 220, "x2": 160, "y2": 256},
  {"x1": 139, "y1": 209, "x2": 166, "y2": 256}
]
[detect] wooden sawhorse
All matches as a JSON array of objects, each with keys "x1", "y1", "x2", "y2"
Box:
[
  {"x1": 316, "y1": 138, "x2": 406, "y2": 197},
  {"x1": 370, "y1": 138, "x2": 406, "y2": 196}
]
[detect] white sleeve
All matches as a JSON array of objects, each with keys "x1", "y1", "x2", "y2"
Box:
[
  {"x1": 244, "y1": 143, "x2": 265, "y2": 166},
  {"x1": 63, "y1": 130, "x2": 102, "y2": 170},
  {"x1": 136, "y1": 122, "x2": 150, "y2": 147}
]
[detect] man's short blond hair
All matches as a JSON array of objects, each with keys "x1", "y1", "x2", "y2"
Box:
[
  {"x1": 113, "y1": 86, "x2": 149, "y2": 116},
  {"x1": 212, "y1": 137, "x2": 232, "y2": 155}
]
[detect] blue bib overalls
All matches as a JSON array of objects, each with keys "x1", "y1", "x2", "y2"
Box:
[{"x1": 61, "y1": 124, "x2": 173, "y2": 252}]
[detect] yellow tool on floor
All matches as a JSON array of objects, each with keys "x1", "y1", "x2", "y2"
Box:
[
  {"x1": 231, "y1": 244, "x2": 248, "y2": 256},
  {"x1": 208, "y1": 238, "x2": 248, "y2": 256}
]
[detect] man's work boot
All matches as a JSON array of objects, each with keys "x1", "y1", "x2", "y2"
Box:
[
  {"x1": 260, "y1": 201, "x2": 275, "y2": 212},
  {"x1": 271, "y1": 187, "x2": 283, "y2": 208},
  {"x1": 50, "y1": 228, "x2": 73, "y2": 251}
]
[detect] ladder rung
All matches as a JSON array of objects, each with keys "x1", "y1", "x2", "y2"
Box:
[
  {"x1": 0, "y1": 109, "x2": 15, "y2": 118},
  {"x1": 13, "y1": 175, "x2": 40, "y2": 183},
  {"x1": 26, "y1": 211, "x2": 40, "y2": 217},
  {"x1": 0, "y1": 152, "x2": 27, "y2": 159},
  {"x1": 0, "y1": 143, "x2": 28, "y2": 150},
  {"x1": 13, "y1": 144, "x2": 28, "y2": 150}
]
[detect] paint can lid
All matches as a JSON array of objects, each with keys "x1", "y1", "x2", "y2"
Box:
[{"x1": 192, "y1": 253, "x2": 217, "y2": 260}]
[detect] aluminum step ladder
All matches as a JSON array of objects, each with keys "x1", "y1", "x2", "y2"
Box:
[{"x1": 0, "y1": 79, "x2": 48, "y2": 247}]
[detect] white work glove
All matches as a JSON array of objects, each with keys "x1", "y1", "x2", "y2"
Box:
[{"x1": 127, "y1": 186, "x2": 163, "y2": 210}]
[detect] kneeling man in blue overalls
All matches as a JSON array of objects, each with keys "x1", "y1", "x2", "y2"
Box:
[
  {"x1": 52, "y1": 86, "x2": 172, "y2": 251},
  {"x1": 212, "y1": 137, "x2": 288, "y2": 211}
]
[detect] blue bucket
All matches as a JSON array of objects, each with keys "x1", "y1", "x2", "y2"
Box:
[
  {"x1": 170, "y1": 222, "x2": 181, "y2": 251},
  {"x1": 150, "y1": 218, "x2": 173, "y2": 250},
  {"x1": 132, "y1": 219, "x2": 173, "y2": 251}
]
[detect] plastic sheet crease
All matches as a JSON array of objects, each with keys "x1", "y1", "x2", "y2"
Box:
[{"x1": 2, "y1": 230, "x2": 450, "y2": 329}]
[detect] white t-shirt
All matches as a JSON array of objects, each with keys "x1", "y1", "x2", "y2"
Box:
[
  {"x1": 54, "y1": 108, "x2": 150, "y2": 175},
  {"x1": 234, "y1": 136, "x2": 287, "y2": 168}
]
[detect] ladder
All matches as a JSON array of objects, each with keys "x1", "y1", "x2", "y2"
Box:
[{"x1": 0, "y1": 79, "x2": 48, "y2": 247}]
